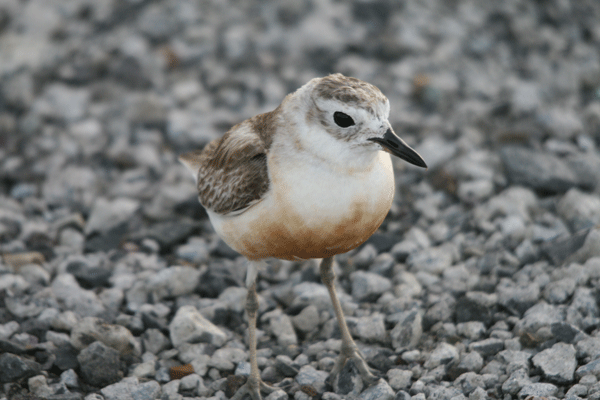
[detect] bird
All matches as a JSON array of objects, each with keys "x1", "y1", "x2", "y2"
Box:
[{"x1": 180, "y1": 73, "x2": 427, "y2": 400}]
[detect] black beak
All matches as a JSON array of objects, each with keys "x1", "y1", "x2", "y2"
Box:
[{"x1": 369, "y1": 128, "x2": 427, "y2": 169}]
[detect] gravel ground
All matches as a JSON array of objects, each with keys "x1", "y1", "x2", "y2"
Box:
[{"x1": 1, "y1": 0, "x2": 600, "y2": 399}]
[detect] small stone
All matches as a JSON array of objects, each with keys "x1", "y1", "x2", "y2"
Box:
[
  {"x1": 576, "y1": 336, "x2": 600, "y2": 360},
  {"x1": 143, "y1": 329, "x2": 170, "y2": 355},
  {"x1": 358, "y1": 379, "x2": 395, "y2": 400},
  {"x1": 132, "y1": 380, "x2": 161, "y2": 400},
  {"x1": 348, "y1": 313, "x2": 386, "y2": 343},
  {"x1": 60, "y1": 369, "x2": 79, "y2": 388},
  {"x1": 457, "y1": 351, "x2": 484, "y2": 373},
  {"x1": 263, "y1": 309, "x2": 297, "y2": 346},
  {"x1": 77, "y1": 341, "x2": 122, "y2": 387},
  {"x1": 455, "y1": 372, "x2": 485, "y2": 395},
  {"x1": 71, "y1": 317, "x2": 139, "y2": 356},
  {"x1": 0, "y1": 321, "x2": 20, "y2": 340},
  {"x1": 406, "y1": 246, "x2": 453, "y2": 275},
  {"x1": 176, "y1": 237, "x2": 209, "y2": 264},
  {"x1": 532, "y1": 342, "x2": 576, "y2": 384},
  {"x1": 292, "y1": 305, "x2": 320, "y2": 333},
  {"x1": 85, "y1": 197, "x2": 140, "y2": 235},
  {"x1": 274, "y1": 355, "x2": 298, "y2": 377},
  {"x1": 295, "y1": 365, "x2": 328, "y2": 394},
  {"x1": 0, "y1": 353, "x2": 41, "y2": 383},
  {"x1": 51, "y1": 274, "x2": 106, "y2": 317},
  {"x1": 132, "y1": 360, "x2": 156, "y2": 378},
  {"x1": 100, "y1": 376, "x2": 139, "y2": 400},
  {"x1": 468, "y1": 338, "x2": 504, "y2": 357},
  {"x1": 390, "y1": 310, "x2": 422, "y2": 350},
  {"x1": 456, "y1": 322, "x2": 486, "y2": 340},
  {"x1": 424, "y1": 343, "x2": 459, "y2": 369},
  {"x1": 147, "y1": 266, "x2": 202, "y2": 300},
  {"x1": 28, "y1": 375, "x2": 52, "y2": 397},
  {"x1": 500, "y1": 146, "x2": 579, "y2": 193},
  {"x1": 209, "y1": 348, "x2": 247, "y2": 371},
  {"x1": 387, "y1": 369, "x2": 412, "y2": 390},
  {"x1": 169, "y1": 305, "x2": 227, "y2": 347},
  {"x1": 502, "y1": 368, "x2": 530, "y2": 396},
  {"x1": 497, "y1": 280, "x2": 540, "y2": 316},
  {"x1": 557, "y1": 188, "x2": 600, "y2": 231},
  {"x1": 458, "y1": 180, "x2": 494, "y2": 203},
  {"x1": 351, "y1": 271, "x2": 392, "y2": 302},
  {"x1": 334, "y1": 359, "x2": 363, "y2": 395},
  {"x1": 518, "y1": 383, "x2": 559, "y2": 399},
  {"x1": 576, "y1": 358, "x2": 600, "y2": 379}
]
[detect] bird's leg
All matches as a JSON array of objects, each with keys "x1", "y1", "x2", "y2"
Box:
[
  {"x1": 320, "y1": 257, "x2": 379, "y2": 385},
  {"x1": 231, "y1": 262, "x2": 275, "y2": 400}
]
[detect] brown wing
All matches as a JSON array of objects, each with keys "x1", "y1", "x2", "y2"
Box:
[{"x1": 180, "y1": 120, "x2": 271, "y2": 215}]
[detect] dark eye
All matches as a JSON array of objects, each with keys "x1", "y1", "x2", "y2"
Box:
[{"x1": 333, "y1": 111, "x2": 355, "y2": 128}]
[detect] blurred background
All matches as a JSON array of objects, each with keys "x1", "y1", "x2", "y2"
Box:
[{"x1": 1, "y1": 0, "x2": 600, "y2": 399}]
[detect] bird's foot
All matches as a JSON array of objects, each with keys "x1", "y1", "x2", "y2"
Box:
[
  {"x1": 327, "y1": 342, "x2": 380, "y2": 386},
  {"x1": 229, "y1": 375, "x2": 275, "y2": 400}
]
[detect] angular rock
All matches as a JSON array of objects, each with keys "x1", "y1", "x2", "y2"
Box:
[
  {"x1": 532, "y1": 343, "x2": 576, "y2": 384},
  {"x1": 77, "y1": 341, "x2": 122, "y2": 387},
  {"x1": 169, "y1": 305, "x2": 227, "y2": 347},
  {"x1": 147, "y1": 266, "x2": 202, "y2": 300},
  {"x1": 500, "y1": 146, "x2": 579, "y2": 193},
  {"x1": 0, "y1": 353, "x2": 41, "y2": 383},
  {"x1": 518, "y1": 383, "x2": 558, "y2": 399},
  {"x1": 351, "y1": 271, "x2": 392, "y2": 302},
  {"x1": 71, "y1": 317, "x2": 139, "y2": 356},
  {"x1": 390, "y1": 310, "x2": 422, "y2": 350}
]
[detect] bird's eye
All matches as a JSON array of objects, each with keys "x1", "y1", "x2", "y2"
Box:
[{"x1": 333, "y1": 112, "x2": 355, "y2": 128}]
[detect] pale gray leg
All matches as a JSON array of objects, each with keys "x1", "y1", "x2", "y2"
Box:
[
  {"x1": 231, "y1": 263, "x2": 275, "y2": 400},
  {"x1": 320, "y1": 257, "x2": 379, "y2": 385}
]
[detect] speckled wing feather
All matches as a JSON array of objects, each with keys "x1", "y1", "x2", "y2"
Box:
[{"x1": 180, "y1": 113, "x2": 276, "y2": 215}]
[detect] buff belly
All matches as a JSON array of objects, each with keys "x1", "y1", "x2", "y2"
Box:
[{"x1": 209, "y1": 152, "x2": 395, "y2": 261}]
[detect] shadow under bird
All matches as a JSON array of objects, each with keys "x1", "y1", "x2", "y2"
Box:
[{"x1": 180, "y1": 73, "x2": 427, "y2": 399}]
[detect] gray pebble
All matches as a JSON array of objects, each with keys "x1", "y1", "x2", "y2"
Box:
[
  {"x1": 351, "y1": 270, "x2": 392, "y2": 302},
  {"x1": 532, "y1": 342, "x2": 576, "y2": 384},
  {"x1": 518, "y1": 382, "x2": 559, "y2": 399},
  {"x1": 77, "y1": 341, "x2": 122, "y2": 387},
  {"x1": 169, "y1": 305, "x2": 227, "y2": 348},
  {"x1": 71, "y1": 316, "x2": 139, "y2": 356},
  {"x1": 500, "y1": 147, "x2": 579, "y2": 193}
]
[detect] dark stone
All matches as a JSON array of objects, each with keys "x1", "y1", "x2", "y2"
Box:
[
  {"x1": 77, "y1": 341, "x2": 122, "y2": 387},
  {"x1": 24, "y1": 232, "x2": 55, "y2": 261},
  {"x1": 365, "y1": 233, "x2": 402, "y2": 253},
  {"x1": 274, "y1": 357, "x2": 299, "y2": 378},
  {"x1": 0, "y1": 217, "x2": 21, "y2": 242},
  {"x1": 334, "y1": 358, "x2": 362, "y2": 395},
  {"x1": 551, "y1": 322, "x2": 582, "y2": 344},
  {"x1": 110, "y1": 56, "x2": 151, "y2": 89},
  {"x1": 132, "y1": 220, "x2": 199, "y2": 251},
  {"x1": 396, "y1": 391, "x2": 411, "y2": 400},
  {"x1": 455, "y1": 296, "x2": 493, "y2": 325},
  {"x1": 541, "y1": 229, "x2": 589, "y2": 266},
  {"x1": 52, "y1": 343, "x2": 79, "y2": 371},
  {"x1": 174, "y1": 196, "x2": 208, "y2": 220},
  {"x1": 369, "y1": 349, "x2": 394, "y2": 374},
  {"x1": 85, "y1": 222, "x2": 130, "y2": 253},
  {"x1": 46, "y1": 394, "x2": 84, "y2": 400},
  {"x1": 211, "y1": 239, "x2": 239, "y2": 259},
  {"x1": 500, "y1": 146, "x2": 579, "y2": 194},
  {"x1": 470, "y1": 338, "x2": 505, "y2": 357},
  {"x1": 0, "y1": 339, "x2": 27, "y2": 354},
  {"x1": 0, "y1": 353, "x2": 41, "y2": 383},
  {"x1": 66, "y1": 261, "x2": 111, "y2": 289},
  {"x1": 197, "y1": 269, "x2": 239, "y2": 298},
  {"x1": 141, "y1": 311, "x2": 168, "y2": 333}
]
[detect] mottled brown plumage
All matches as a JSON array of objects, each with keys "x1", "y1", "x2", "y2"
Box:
[{"x1": 180, "y1": 110, "x2": 282, "y2": 215}]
